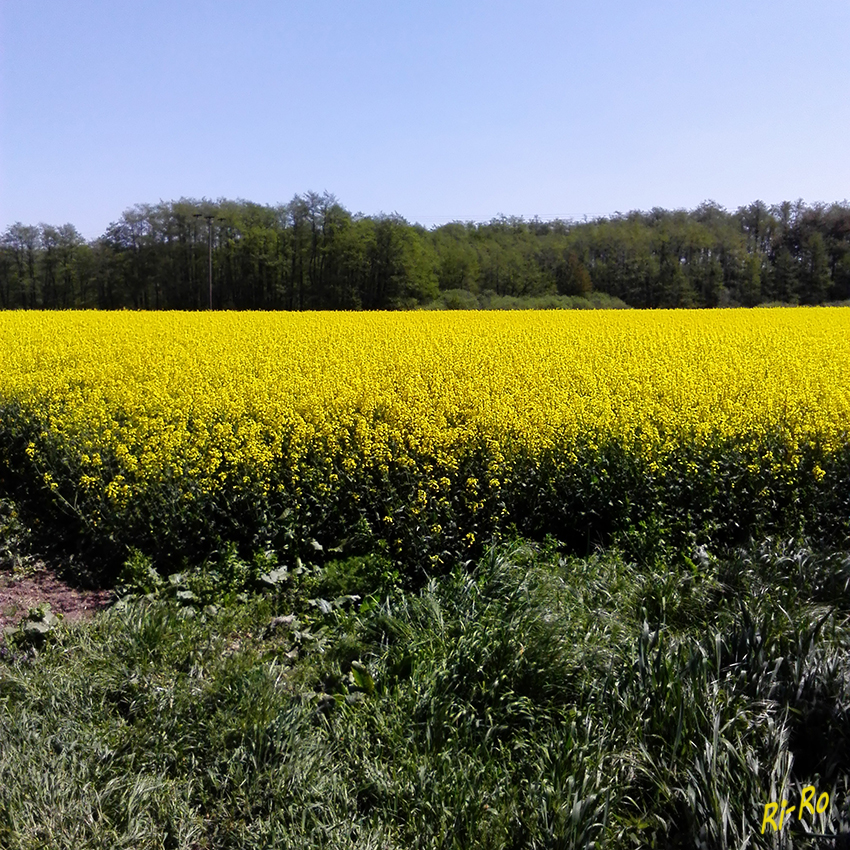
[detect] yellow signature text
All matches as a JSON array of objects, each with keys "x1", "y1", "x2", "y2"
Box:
[{"x1": 762, "y1": 786, "x2": 830, "y2": 833}]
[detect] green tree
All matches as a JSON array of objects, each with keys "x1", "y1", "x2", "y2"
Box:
[
  {"x1": 2, "y1": 223, "x2": 40, "y2": 307},
  {"x1": 556, "y1": 252, "x2": 592, "y2": 296},
  {"x1": 770, "y1": 247, "x2": 799, "y2": 304},
  {"x1": 433, "y1": 223, "x2": 480, "y2": 292},
  {"x1": 802, "y1": 231, "x2": 830, "y2": 304},
  {"x1": 740, "y1": 253, "x2": 763, "y2": 306}
]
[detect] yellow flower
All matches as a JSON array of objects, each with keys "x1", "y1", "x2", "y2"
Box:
[{"x1": 1, "y1": 308, "x2": 848, "y2": 532}]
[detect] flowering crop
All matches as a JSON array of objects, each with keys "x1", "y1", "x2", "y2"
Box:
[{"x1": 1, "y1": 309, "x2": 848, "y2": 568}]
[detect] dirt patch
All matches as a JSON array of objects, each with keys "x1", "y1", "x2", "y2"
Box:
[{"x1": 0, "y1": 564, "x2": 114, "y2": 631}]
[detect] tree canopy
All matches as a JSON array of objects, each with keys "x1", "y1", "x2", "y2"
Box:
[{"x1": 3, "y1": 194, "x2": 850, "y2": 310}]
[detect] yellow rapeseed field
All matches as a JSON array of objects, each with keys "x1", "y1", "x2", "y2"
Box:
[{"x1": 1, "y1": 308, "x2": 849, "y2": 541}]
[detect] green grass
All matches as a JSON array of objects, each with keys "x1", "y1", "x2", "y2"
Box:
[{"x1": 1, "y1": 537, "x2": 849, "y2": 848}]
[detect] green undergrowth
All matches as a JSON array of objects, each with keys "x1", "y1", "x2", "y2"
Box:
[
  {"x1": 421, "y1": 290, "x2": 630, "y2": 311},
  {"x1": 1, "y1": 537, "x2": 849, "y2": 849}
]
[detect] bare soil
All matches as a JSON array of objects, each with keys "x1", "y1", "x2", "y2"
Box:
[{"x1": 0, "y1": 563, "x2": 114, "y2": 631}]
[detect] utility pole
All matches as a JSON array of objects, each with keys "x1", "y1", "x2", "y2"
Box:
[
  {"x1": 216, "y1": 217, "x2": 227, "y2": 306},
  {"x1": 205, "y1": 214, "x2": 214, "y2": 310}
]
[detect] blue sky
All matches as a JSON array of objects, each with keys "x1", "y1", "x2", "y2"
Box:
[{"x1": 2, "y1": 0, "x2": 849, "y2": 239}]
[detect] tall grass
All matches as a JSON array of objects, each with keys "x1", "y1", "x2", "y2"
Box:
[{"x1": 1, "y1": 537, "x2": 848, "y2": 848}]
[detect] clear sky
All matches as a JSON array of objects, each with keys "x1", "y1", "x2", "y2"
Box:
[{"x1": 2, "y1": 0, "x2": 849, "y2": 240}]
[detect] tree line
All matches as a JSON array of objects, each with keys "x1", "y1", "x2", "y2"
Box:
[{"x1": 2, "y1": 193, "x2": 849, "y2": 310}]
